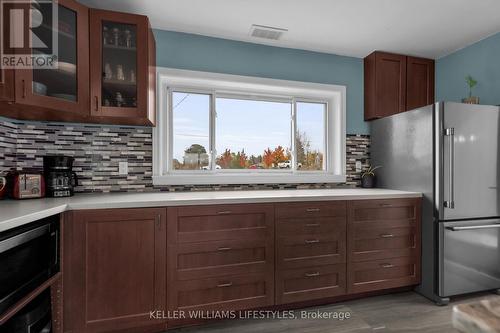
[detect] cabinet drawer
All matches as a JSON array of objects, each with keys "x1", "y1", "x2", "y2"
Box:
[
  {"x1": 276, "y1": 264, "x2": 346, "y2": 304},
  {"x1": 349, "y1": 199, "x2": 418, "y2": 222},
  {"x1": 169, "y1": 273, "x2": 273, "y2": 312},
  {"x1": 277, "y1": 216, "x2": 346, "y2": 236},
  {"x1": 348, "y1": 257, "x2": 420, "y2": 294},
  {"x1": 349, "y1": 219, "x2": 418, "y2": 262},
  {"x1": 168, "y1": 204, "x2": 273, "y2": 243},
  {"x1": 171, "y1": 239, "x2": 272, "y2": 280},
  {"x1": 277, "y1": 230, "x2": 346, "y2": 269},
  {"x1": 276, "y1": 201, "x2": 346, "y2": 219}
]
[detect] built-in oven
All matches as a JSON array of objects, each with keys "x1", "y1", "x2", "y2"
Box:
[{"x1": 0, "y1": 216, "x2": 59, "y2": 315}]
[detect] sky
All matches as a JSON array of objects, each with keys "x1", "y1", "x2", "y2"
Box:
[{"x1": 172, "y1": 92, "x2": 325, "y2": 161}]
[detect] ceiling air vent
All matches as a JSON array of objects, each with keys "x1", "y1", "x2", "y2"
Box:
[{"x1": 249, "y1": 24, "x2": 288, "y2": 40}]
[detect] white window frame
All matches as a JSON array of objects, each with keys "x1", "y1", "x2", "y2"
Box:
[{"x1": 153, "y1": 67, "x2": 346, "y2": 185}]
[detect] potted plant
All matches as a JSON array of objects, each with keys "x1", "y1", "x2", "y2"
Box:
[
  {"x1": 463, "y1": 75, "x2": 479, "y2": 104},
  {"x1": 361, "y1": 165, "x2": 381, "y2": 188}
]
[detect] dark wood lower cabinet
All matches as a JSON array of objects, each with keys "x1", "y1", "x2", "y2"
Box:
[
  {"x1": 172, "y1": 273, "x2": 273, "y2": 312},
  {"x1": 347, "y1": 198, "x2": 422, "y2": 294},
  {"x1": 276, "y1": 264, "x2": 346, "y2": 304},
  {"x1": 62, "y1": 198, "x2": 421, "y2": 332},
  {"x1": 347, "y1": 257, "x2": 419, "y2": 294},
  {"x1": 166, "y1": 204, "x2": 275, "y2": 324},
  {"x1": 63, "y1": 208, "x2": 167, "y2": 333}
]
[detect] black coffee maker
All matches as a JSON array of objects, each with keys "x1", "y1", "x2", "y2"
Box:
[{"x1": 43, "y1": 156, "x2": 78, "y2": 197}]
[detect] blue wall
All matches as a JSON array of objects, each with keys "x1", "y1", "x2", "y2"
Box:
[
  {"x1": 153, "y1": 30, "x2": 368, "y2": 134},
  {"x1": 436, "y1": 32, "x2": 500, "y2": 105}
]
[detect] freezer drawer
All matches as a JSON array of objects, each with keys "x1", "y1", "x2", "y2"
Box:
[{"x1": 439, "y1": 220, "x2": 500, "y2": 297}]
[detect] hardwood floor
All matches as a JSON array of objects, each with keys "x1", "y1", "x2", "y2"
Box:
[{"x1": 167, "y1": 291, "x2": 499, "y2": 333}]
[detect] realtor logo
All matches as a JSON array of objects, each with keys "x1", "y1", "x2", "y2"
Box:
[{"x1": 1, "y1": 0, "x2": 58, "y2": 69}]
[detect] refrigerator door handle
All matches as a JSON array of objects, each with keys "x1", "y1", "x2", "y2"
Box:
[
  {"x1": 444, "y1": 128, "x2": 455, "y2": 209},
  {"x1": 446, "y1": 224, "x2": 500, "y2": 231}
]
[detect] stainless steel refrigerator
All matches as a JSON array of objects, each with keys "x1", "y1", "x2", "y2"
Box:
[{"x1": 371, "y1": 102, "x2": 500, "y2": 305}]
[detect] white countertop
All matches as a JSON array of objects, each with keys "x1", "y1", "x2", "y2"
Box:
[{"x1": 0, "y1": 188, "x2": 421, "y2": 233}]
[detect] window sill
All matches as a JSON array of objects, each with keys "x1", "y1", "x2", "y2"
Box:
[{"x1": 152, "y1": 173, "x2": 347, "y2": 186}]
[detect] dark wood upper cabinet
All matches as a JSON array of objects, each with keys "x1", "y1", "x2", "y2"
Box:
[
  {"x1": 364, "y1": 51, "x2": 434, "y2": 121},
  {"x1": 14, "y1": 0, "x2": 90, "y2": 120},
  {"x1": 0, "y1": 3, "x2": 156, "y2": 126},
  {"x1": 406, "y1": 56, "x2": 435, "y2": 111},
  {"x1": 0, "y1": 68, "x2": 14, "y2": 102},
  {"x1": 89, "y1": 9, "x2": 156, "y2": 126},
  {"x1": 63, "y1": 208, "x2": 167, "y2": 332}
]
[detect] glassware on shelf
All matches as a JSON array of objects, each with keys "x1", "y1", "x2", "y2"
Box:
[
  {"x1": 115, "y1": 92, "x2": 124, "y2": 107},
  {"x1": 129, "y1": 70, "x2": 136, "y2": 83},
  {"x1": 116, "y1": 65, "x2": 125, "y2": 81},
  {"x1": 124, "y1": 29, "x2": 132, "y2": 48},
  {"x1": 103, "y1": 26, "x2": 110, "y2": 45},
  {"x1": 104, "y1": 63, "x2": 113, "y2": 80},
  {"x1": 112, "y1": 27, "x2": 120, "y2": 46}
]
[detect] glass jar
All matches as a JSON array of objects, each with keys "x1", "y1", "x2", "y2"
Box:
[
  {"x1": 116, "y1": 64, "x2": 125, "y2": 81},
  {"x1": 124, "y1": 29, "x2": 132, "y2": 48},
  {"x1": 112, "y1": 27, "x2": 120, "y2": 46},
  {"x1": 115, "y1": 92, "x2": 124, "y2": 107},
  {"x1": 103, "y1": 26, "x2": 109, "y2": 45}
]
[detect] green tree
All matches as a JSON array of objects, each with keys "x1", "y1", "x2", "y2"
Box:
[
  {"x1": 183, "y1": 144, "x2": 208, "y2": 169},
  {"x1": 185, "y1": 144, "x2": 206, "y2": 154}
]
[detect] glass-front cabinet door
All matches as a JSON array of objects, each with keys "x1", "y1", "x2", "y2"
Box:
[
  {"x1": 15, "y1": 0, "x2": 89, "y2": 117},
  {"x1": 90, "y1": 9, "x2": 155, "y2": 125}
]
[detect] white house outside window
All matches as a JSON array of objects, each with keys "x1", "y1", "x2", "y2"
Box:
[{"x1": 153, "y1": 68, "x2": 346, "y2": 185}]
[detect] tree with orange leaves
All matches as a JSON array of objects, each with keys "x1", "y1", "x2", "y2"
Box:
[
  {"x1": 263, "y1": 148, "x2": 273, "y2": 168},
  {"x1": 218, "y1": 149, "x2": 232, "y2": 169},
  {"x1": 239, "y1": 149, "x2": 248, "y2": 168},
  {"x1": 272, "y1": 145, "x2": 287, "y2": 164}
]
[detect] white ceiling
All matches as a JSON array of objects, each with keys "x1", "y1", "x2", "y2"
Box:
[{"x1": 79, "y1": 0, "x2": 500, "y2": 59}]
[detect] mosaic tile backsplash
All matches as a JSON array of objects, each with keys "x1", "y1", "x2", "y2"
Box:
[{"x1": 0, "y1": 117, "x2": 370, "y2": 193}]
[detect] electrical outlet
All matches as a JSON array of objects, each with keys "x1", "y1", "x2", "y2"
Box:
[
  {"x1": 355, "y1": 161, "x2": 362, "y2": 173},
  {"x1": 119, "y1": 161, "x2": 128, "y2": 175}
]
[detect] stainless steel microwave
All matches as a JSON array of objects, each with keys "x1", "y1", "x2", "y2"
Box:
[{"x1": 0, "y1": 216, "x2": 60, "y2": 315}]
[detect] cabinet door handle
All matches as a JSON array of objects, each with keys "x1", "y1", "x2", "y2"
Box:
[
  {"x1": 305, "y1": 223, "x2": 320, "y2": 227},
  {"x1": 380, "y1": 203, "x2": 393, "y2": 207},
  {"x1": 380, "y1": 233, "x2": 395, "y2": 238},
  {"x1": 305, "y1": 272, "x2": 320, "y2": 277},
  {"x1": 217, "y1": 247, "x2": 232, "y2": 251},
  {"x1": 306, "y1": 208, "x2": 320, "y2": 212},
  {"x1": 94, "y1": 96, "x2": 99, "y2": 111},
  {"x1": 22, "y1": 79, "x2": 26, "y2": 98},
  {"x1": 217, "y1": 282, "x2": 233, "y2": 288},
  {"x1": 305, "y1": 239, "x2": 320, "y2": 244},
  {"x1": 217, "y1": 210, "x2": 232, "y2": 215},
  {"x1": 380, "y1": 263, "x2": 395, "y2": 268}
]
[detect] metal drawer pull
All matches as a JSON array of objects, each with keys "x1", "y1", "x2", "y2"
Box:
[
  {"x1": 380, "y1": 204, "x2": 393, "y2": 207},
  {"x1": 217, "y1": 247, "x2": 232, "y2": 251},
  {"x1": 306, "y1": 208, "x2": 320, "y2": 212},
  {"x1": 447, "y1": 224, "x2": 500, "y2": 231},
  {"x1": 217, "y1": 210, "x2": 232, "y2": 215},
  {"x1": 380, "y1": 234, "x2": 395, "y2": 238},
  {"x1": 305, "y1": 272, "x2": 320, "y2": 277},
  {"x1": 217, "y1": 282, "x2": 233, "y2": 288},
  {"x1": 305, "y1": 223, "x2": 320, "y2": 227},
  {"x1": 305, "y1": 239, "x2": 320, "y2": 244},
  {"x1": 380, "y1": 263, "x2": 395, "y2": 268}
]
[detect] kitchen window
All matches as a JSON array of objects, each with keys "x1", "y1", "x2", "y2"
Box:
[{"x1": 154, "y1": 68, "x2": 346, "y2": 185}]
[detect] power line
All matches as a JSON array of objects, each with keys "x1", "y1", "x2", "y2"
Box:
[{"x1": 173, "y1": 93, "x2": 190, "y2": 110}]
